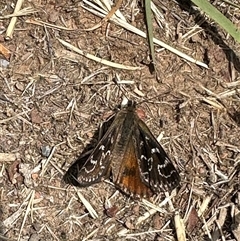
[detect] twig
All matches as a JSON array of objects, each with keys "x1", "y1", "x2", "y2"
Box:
[
  {"x1": 6, "y1": 0, "x2": 25, "y2": 40},
  {"x1": 26, "y1": 18, "x2": 77, "y2": 31},
  {"x1": 75, "y1": 187, "x2": 99, "y2": 219},
  {"x1": 167, "y1": 192, "x2": 186, "y2": 241},
  {"x1": 57, "y1": 38, "x2": 142, "y2": 70},
  {"x1": 85, "y1": 0, "x2": 124, "y2": 31},
  {"x1": 18, "y1": 190, "x2": 35, "y2": 241}
]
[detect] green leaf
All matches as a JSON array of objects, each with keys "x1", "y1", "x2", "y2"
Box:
[
  {"x1": 145, "y1": 0, "x2": 156, "y2": 71},
  {"x1": 191, "y1": 0, "x2": 240, "y2": 43}
]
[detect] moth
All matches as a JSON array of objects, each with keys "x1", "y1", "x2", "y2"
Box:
[{"x1": 64, "y1": 99, "x2": 180, "y2": 197}]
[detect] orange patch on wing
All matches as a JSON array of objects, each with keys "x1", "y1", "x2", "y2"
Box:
[{"x1": 115, "y1": 140, "x2": 153, "y2": 197}]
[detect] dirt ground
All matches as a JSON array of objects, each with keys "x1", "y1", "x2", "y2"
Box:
[{"x1": 0, "y1": 0, "x2": 240, "y2": 240}]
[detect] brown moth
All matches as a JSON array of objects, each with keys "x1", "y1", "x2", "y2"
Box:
[{"x1": 65, "y1": 99, "x2": 180, "y2": 197}]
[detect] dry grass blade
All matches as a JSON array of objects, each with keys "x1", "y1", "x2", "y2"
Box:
[
  {"x1": 0, "y1": 7, "x2": 37, "y2": 19},
  {"x1": 0, "y1": 110, "x2": 30, "y2": 124},
  {"x1": 82, "y1": 0, "x2": 208, "y2": 68},
  {"x1": 26, "y1": 19, "x2": 77, "y2": 31},
  {"x1": 221, "y1": 0, "x2": 240, "y2": 8},
  {"x1": 84, "y1": 0, "x2": 124, "y2": 31},
  {"x1": 40, "y1": 146, "x2": 57, "y2": 177},
  {"x1": 223, "y1": 80, "x2": 240, "y2": 88},
  {"x1": 57, "y1": 38, "x2": 141, "y2": 70},
  {"x1": 201, "y1": 97, "x2": 225, "y2": 109},
  {"x1": 40, "y1": 142, "x2": 65, "y2": 177},
  {"x1": 118, "y1": 227, "x2": 171, "y2": 238},
  {"x1": 81, "y1": 67, "x2": 109, "y2": 84},
  {"x1": 174, "y1": 212, "x2": 186, "y2": 241},
  {"x1": 82, "y1": 228, "x2": 99, "y2": 241},
  {"x1": 151, "y1": 2, "x2": 165, "y2": 29},
  {"x1": 6, "y1": 0, "x2": 25, "y2": 39},
  {"x1": 212, "y1": 207, "x2": 227, "y2": 240},
  {"x1": 118, "y1": 193, "x2": 177, "y2": 236},
  {"x1": 216, "y1": 89, "x2": 240, "y2": 99},
  {"x1": 167, "y1": 192, "x2": 186, "y2": 241},
  {"x1": 3, "y1": 207, "x2": 24, "y2": 229},
  {"x1": 0, "y1": 164, "x2": 4, "y2": 177},
  {"x1": 45, "y1": 225, "x2": 60, "y2": 240},
  {"x1": 74, "y1": 188, "x2": 99, "y2": 219},
  {"x1": 199, "y1": 83, "x2": 240, "y2": 99},
  {"x1": 18, "y1": 190, "x2": 35, "y2": 241}
]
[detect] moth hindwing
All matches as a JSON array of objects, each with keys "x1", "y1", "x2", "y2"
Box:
[{"x1": 65, "y1": 100, "x2": 180, "y2": 198}]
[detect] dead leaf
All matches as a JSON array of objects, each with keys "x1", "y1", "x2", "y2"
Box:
[
  {"x1": 186, "y1": 207, "x2": 199, "y2": 232},
  {"x1": 7, "y1": 160, "x2": 23, "y2": 185},
  {"x1": 31, "y1": 109, "x2": 42, "y2": 124},
  {"x1": 0, "y1": 43, "x2": 11, "y2": 60}
]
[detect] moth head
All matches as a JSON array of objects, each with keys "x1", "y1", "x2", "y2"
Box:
[{"x1": 121, "y1": 97, "x2": 136, "y2": 109}]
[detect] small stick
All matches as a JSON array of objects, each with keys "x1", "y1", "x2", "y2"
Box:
[
  {"x1": 85, "y1": 0, "x2": 123, "y2": 31},
  {"x1": 5, "y1": 0, "x2": 25, "y2": 40}
]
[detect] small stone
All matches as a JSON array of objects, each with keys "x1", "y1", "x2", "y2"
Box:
[{"x1": 41, "y1": 145, "x2": 52, "y2": 157}]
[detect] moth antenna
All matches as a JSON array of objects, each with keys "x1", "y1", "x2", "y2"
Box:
[{"x1": 113, "y1": 74, "x2": 131, "y2": 103}]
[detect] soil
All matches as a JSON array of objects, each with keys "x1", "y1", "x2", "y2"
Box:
[{"x1": 0, "y1": 0, "x2": 239, "y2": 240}]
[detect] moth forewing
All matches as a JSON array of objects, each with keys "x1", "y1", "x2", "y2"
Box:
[
  {"x1": 76, "y1": 106, "x2": 132, "y2": 186},
  {"x1": 74, "y1": 114, "x2": 121, "y2": 186},
  {"x1": 135, "y1": 113, "x2": 180, "y2": 193}
]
